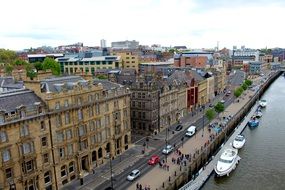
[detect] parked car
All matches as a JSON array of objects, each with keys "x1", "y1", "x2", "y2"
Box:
[
  {"x1": 175, "y1": 124, "x2": 183, "y2": 131},
  {"x1": 185, "y1": 126, "x2": 196, "y2": 137},
  {"x1": 220, "y1": 99, "x2": 226, "y2": 104},
  {"x1": 226, "y1": 91, "x2": 231, "y2": 96},
  {"x1": 162, "y1": 145, "x2": 174, "y2": 154},
  {"x1": 148, "y1": 155, "x2": 160, "y2": 165},
  {"x1": 127, "y1": 169, "x2": 141, "y2": 181}
]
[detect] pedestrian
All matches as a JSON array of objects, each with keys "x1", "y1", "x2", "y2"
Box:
[
  {"x1": 167, "y1": 165, "x2": 169, "y2": 171},
  {"x1": 136, "y1": 183, "x2": 139, "y2": 190},
  {"x1": 140, "y1": 184, "x2": 142, "y2": 190}
]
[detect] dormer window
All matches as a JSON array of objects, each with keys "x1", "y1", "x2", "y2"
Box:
[
  {"x1": 64, "y1": 100, "x2": 69, "y2": 107},
  {"x1": 55, "y1": 102, "x2": 60, "y2": 110},
  {"x1": 0, "y1": 114, "x2": 4, "y2": 124}
]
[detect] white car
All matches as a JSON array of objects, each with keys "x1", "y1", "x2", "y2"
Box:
[
  {"x1": 127, "y1": 169, "x2": 140, "y2": 181},
  {"x1": 162, "y1": 145, "x2": 174, "y2": 154},
  {"x1": 185, "y1": 126, "x2": 196, "y2": 137}
]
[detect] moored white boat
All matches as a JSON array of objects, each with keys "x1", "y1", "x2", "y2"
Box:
[
  {"x1": 215, "y1": 148, "x2": 241, "y2": 177},
  {"x1": 259, "y1": 99, "x2": 267, "y2": 108},
  {"x1": 232, "y1": 135, "x2": 246, "y2": 149}
]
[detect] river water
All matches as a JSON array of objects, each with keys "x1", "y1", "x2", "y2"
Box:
[{"x1": 202, "y1": 76, "x2": 285, "y2": 190}]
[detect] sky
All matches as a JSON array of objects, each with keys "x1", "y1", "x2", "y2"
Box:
[{"x1": 1, "y1": 0, "x2": 285, "y2": 50}]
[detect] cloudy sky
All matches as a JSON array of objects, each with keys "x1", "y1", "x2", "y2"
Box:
[{"x1": 1, "y1": 0, "x2": 285, "y2": 50}]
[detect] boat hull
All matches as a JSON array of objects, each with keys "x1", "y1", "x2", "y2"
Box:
[{"x1": 215, "y1": 156, "x2": 241, "y2": 177}]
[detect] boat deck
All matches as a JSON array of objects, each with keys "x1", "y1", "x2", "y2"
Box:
[{"x1": 179, "y1": 103, "x2": 259, "y2": 190}]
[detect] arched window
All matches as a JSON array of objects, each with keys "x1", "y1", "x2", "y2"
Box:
[
  {"x1": 98, "y1": 148, "x2": 102, "y2": 159},
  {"x1": 124, "y1": 135, "x2": 128, "y2": 144},
  {"x1": 92, "y1": 151, "x2": 97, "y2": 162},
  {"x1": 105, "y1": 143, "x2": 110, "y2": 153},
  {"x1": 44, "y1": 171, "x2": 51, "y2": 184}
]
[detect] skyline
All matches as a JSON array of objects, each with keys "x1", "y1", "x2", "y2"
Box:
[{"x1": 1, "y1": 0, "x2": 285, "y2": 50}]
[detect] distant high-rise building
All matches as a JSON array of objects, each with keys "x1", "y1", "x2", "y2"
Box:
[
  {"x1": 111, "y1": 40, "x2": 139, "y2": 49},
  {"x1": 100, "y1": 39, "x2": 106, "y2": 48}
]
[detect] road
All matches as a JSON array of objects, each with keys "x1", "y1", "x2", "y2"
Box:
[{"x1": 96, "y1": 70, "x2": 245, "y2": 190}]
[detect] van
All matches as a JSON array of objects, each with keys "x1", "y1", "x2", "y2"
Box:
[{"x1": 185, "y1": 126, "x2": 196, "y2": 137}]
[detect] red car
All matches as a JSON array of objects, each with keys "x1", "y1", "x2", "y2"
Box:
[{"x1": 148, "y1": 155, "x2": 160, "y2": 165}]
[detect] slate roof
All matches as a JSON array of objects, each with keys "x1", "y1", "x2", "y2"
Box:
[
  {"x1": 0, "y1": 89, "x2": 43, "y2": 113},
  {"x1": 0, "y1": 77, "x2": 24, "y2": 89},
  {"x1": 40, "y1": 76, "x2": 84, "y2": 92},
  {"x1": 93, "y1": 79, "x2": 123, "y2": 90}
]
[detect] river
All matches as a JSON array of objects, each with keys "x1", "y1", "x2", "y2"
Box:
[{"x1": 202, "y1": 76, "x2": 285, "y2": 190}]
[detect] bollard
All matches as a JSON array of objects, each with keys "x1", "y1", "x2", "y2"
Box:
[
  {"x1": 169, "y1": 176, "x2": 171, "y2": 182},
  {"x1": 162, "y1": 182, "x2": 164, "y2": 188},
  {"x1": 175, "y1": 171, "x2": 177, "y2": 176},
  {"x1": 180, "y1": 165, "x2": 182, "y2": 171}
]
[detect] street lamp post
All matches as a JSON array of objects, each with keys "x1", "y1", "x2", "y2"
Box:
[{"x1": 79, "y1": 172, "x2": 84, "y2": 185}]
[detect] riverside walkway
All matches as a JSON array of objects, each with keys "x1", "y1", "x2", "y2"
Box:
[{"x1": 179, "y1": 103, "x2": 259, "y2": 190}]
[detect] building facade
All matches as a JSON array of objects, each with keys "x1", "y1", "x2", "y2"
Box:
[
  {"x1": 56, "y1": 56, "x2": 122, "y2": 75},
  {"x1": 0, "y1": 75, "x2": 131, "y2": 190},
  {"x1": 111, "y1": 40, "x2": 139, "y2": 50},
  {"x1": 112, "y1": 51, "x2": 139, "y2": 72}
]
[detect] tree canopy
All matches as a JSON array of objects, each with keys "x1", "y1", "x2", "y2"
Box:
[
  {"x1": 234, "y1": 87, "x2": 244, "y2": 97},
  {"x1": 42, "y1": 57, "x2": 60, "y2": 75},
  {"x1": 244, "y1": 79, "x2": 252, "y2": 86},
  {"x1": 206, "y1": 108, "x2": 216, "y2": 121},
  {"x1": 214, "y1": 102, "x2": 225, "y2": 114},
  {"x1": 0, "y1": 49, "x2": 17, "y2": 64},
  {"x1": 241, "y1": 83, "x2": 248, "y2": 90}
]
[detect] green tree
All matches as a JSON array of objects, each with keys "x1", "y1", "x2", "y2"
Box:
[
  {"x1": 206, "y1": 108, "x2": 216, "y2": 121},
  {"x1": 234, "y1": 87, "x2": 244, "y2": 98},
  {"x1": 0, "y1": 49, "x2": 17, "y2": 63},
  {"x1": 241, "y1": 83, "x2": 248, "y2": 90},
  {"x1": 244, "y1": 79, "x2": 252, "y2": 86},
  {"x1": 26, "y1": 64, "x2": 37, "y2": 80},
  {"x1": 13, "y1": 58, "x2": 27, "y2": 66},
  {"x1": 42, "y1": 57, "x2": 60, "y2": 75},
  {"x1": 214, "y1": 102, "x2": 225, "y2": 117},
  {"x1": 34, "y1": 61, "x2": 43, "y2": 71},
  {"x1": 4, "y1": 64, "x2": 14, "y2": 75}
]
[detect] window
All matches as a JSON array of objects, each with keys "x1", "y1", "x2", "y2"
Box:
[
  {"x1": 22, "y1": 142, "x2": 34, "y2": 154},
  {"x1": 65, "y1": 112, "x2": 70, "y2": 124},
  {"x1": 78, "y1": 125, "x2": 86, "y2": 136},
  {"x1": 95, "y1": 104, "x2": 100, "y2": 114},
  {"x1": 67, "y1": 144, "x2": 73, "y2": 155},
  {"x1": 0, "y1": 114, "x2": 4, "y2": 124},
  {"x1": 5, "y1": 168, "x2": 12, "y2": 179},
  {"x1": 79, "y1": 140, "x2": 88, "y2": 151},
  {"x1": 2, "y1": 149, "x2": 10, "y2": 162},
  {"x1": 40, "y1": 121, "x2": 46, "y2": 130},
  {"x1": 55, "y1": 102, "x2": 60, "y2": 110},
  {"x1": 64, "y1": 100, "x2": 69, "y2": 107},
  {"x1": 20, "y1": 124, "x2": 29, "y2": 137},
  {"x1": 0, "y1": 131, "x2": 7, "y2": 142},
  {"x1": 25, "y1": 160, "x2": 34, "y2": 172},
  {"x1": 88, "y1": 95, "x2": 93, "y2": 102},
  {"x1": 57, "y1": 132, "x2": 64, "y2": 142},
  {"x1": 69, "y1": 162, "x2": 74, "y2": 173},
  {"x1": 88, "y1": 106, "x2": 94, "y2": 117},
  {"x1": 41, "y1": 137, "x2": 48, "y2": 147},
  {"x1": 43, "y1": 153, "x2": 49, "y2": 164},
  {"x1": 89, "y1": 120, "x2": 95, "y2": 131},
  {"x1": 95, "y1": 93, "x2": 99, "y2": 100},
  {"x1": 55, "y1": 115, "x2": 62, "y2": 127},
  {"x1": 142, "y1": 112, "x2": 146, "y2": 119},
  {"x1": 44, "y1": 171, "x2": 51, "y2": 184},
  {"x1": 59, "y1": 148, "x2": 65, "y2": 158},
  {"x1": 77, "y1": 97, "x2": 82, "y2": 105},
  {"x1": 66, "y1": 129, "x2": 72, "y2": 140},
  {"x1": 61, "y1": 166, "x2": 67, "y2": 177},
  {"x1": 78, "y1": 109, "x2": 83, "y2": 120}
]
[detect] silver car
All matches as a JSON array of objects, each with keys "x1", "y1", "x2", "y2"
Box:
[
  {"x1": 127, "y1": 169, "x2": 140, "y2": 181},
  {"x1": 162, "y1": 145, "x2": 174, "y2": 154}
]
